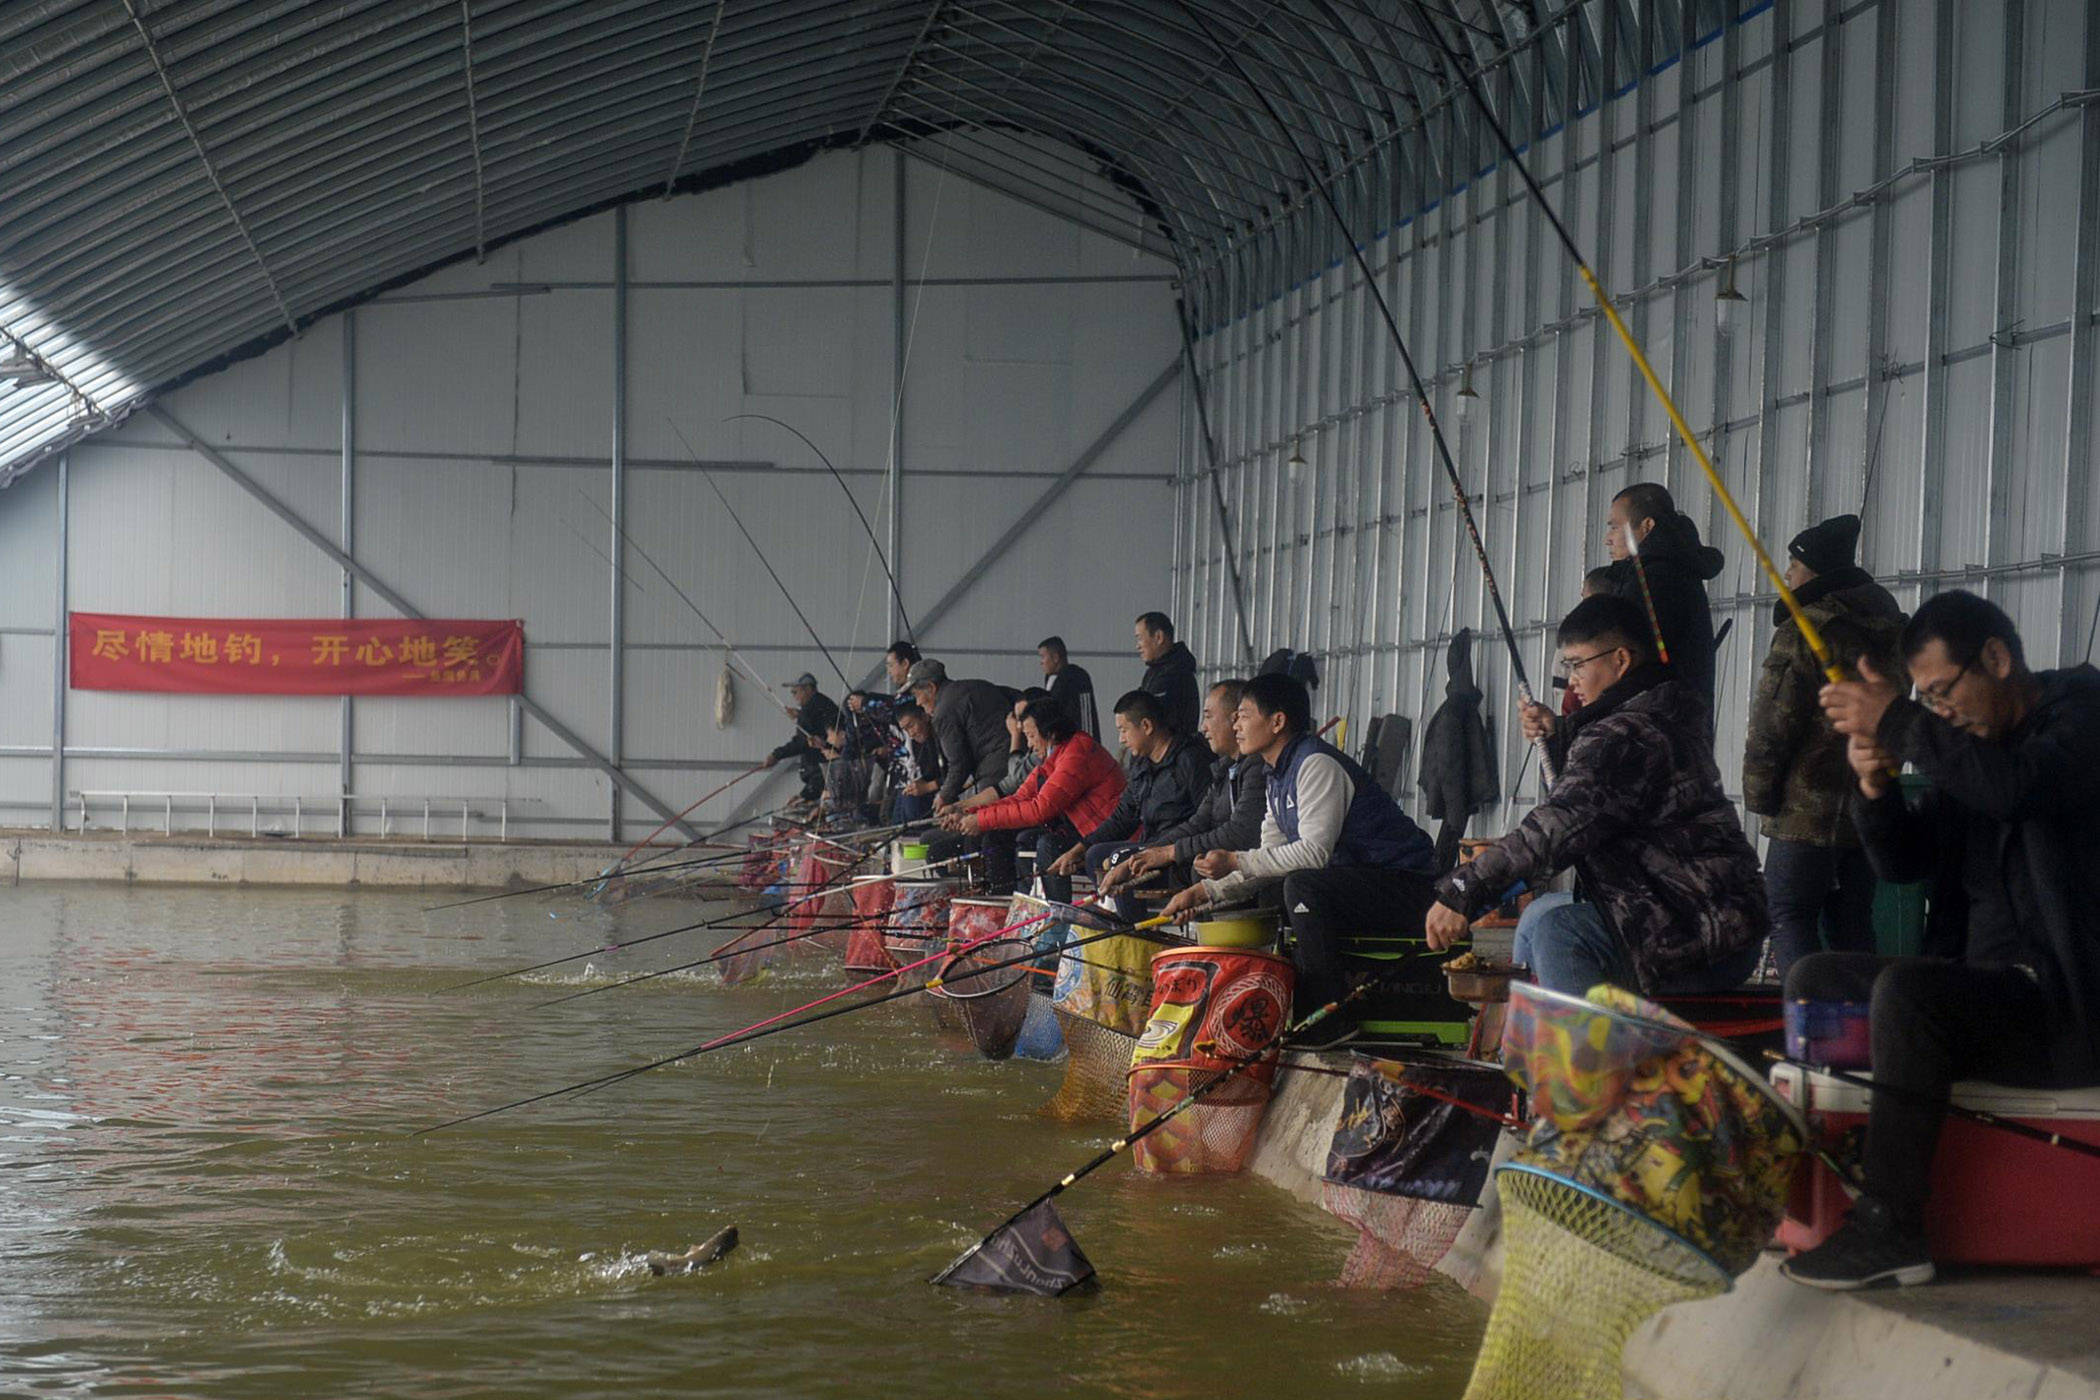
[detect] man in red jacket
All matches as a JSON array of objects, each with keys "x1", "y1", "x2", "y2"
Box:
[{"x1": 939, "y1": 698, "x2": 1126, "y2": 898}]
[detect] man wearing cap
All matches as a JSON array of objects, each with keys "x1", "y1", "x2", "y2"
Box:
[
  {"x1": 763, "y1": 673, "x2": 840, "y2": 805},
  {"x1": 1742, "y1": 514, "x2": 1907, "y2": 975},
  {"x1": 905, "y1": 659, "x2": 1013, "y2": 811}
]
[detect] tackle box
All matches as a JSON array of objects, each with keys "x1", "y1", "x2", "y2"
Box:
[{"x1": 1770, "y1": 1064, "x2": 2100, "y2": 1267}]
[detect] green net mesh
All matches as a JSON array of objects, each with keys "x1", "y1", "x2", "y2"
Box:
[
  {"x1": 1461, "y1": 1169, "x2": 1729, "y2": 1400},
  {"x1": 1320, "y1": 1182, "x2": 1473, "y2": 1290},
  {"x1": 1041, "y1": 1011, "x2": 1138, "y2": 1124}
]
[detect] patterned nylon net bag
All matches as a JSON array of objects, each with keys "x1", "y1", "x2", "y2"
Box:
[
  {"x1": 1460, "y1": 1168, "x2": 1728, "y2": 1400},
  {"x1": 1321, "y1": 1183, "x2": 1475, "y2": 1289},
  {"x1": 843, "y1": 877, "x2": 897, "y2": 975},
  {"x1": 1460, "y1": 983, "x2": 1809, "y2": 1400},
  {"x1": 1320, "y1": 1057, "x2": 1510, "y2": 1289},
  {"x1": 930, "y1": 937, "x2": 1037, "y2": 1060},
  {"x1": 882, "y1": 880, "x2": 953, "y2": 991},
  {"x1": 737, "y1": 830, "x2": 790, "y2": 894},
  {"x1": 787, "y1": 840, "x2": 859, "y2": 955},
  {"x1": 1043, "y1": 1011, "x2": 1139, "y2": 1124},
  {"x1": 1126, "y1": 1065, "x2": 1272, "y2": 1174}
]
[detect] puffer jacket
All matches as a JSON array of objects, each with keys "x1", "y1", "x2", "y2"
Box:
[
  {"x1": 1085, "y1": 731, "x2": 1213, "y2": 845},
  {"x1": 1741, "y1": 568, "x2": 1907, "y2": 844},
  {"x1": 1141, "y1": 641, "x2": 1201, "y2": 738},
  {"x1": 1435, "y1": 664, "x2": 1767, "y2": 994},
  {"x1": 1152, "y1": 754, "x2": 1267, "y2": 862},
  {"x1": 973, "y1": 730, "x2": 1128, "y2": 835},
  {"x1": 1601, "y1": 513, "x2": 1726, "y2": 714},
  {"x1": 932, "y1": 678, "x2": 1017, "y2": 804}
]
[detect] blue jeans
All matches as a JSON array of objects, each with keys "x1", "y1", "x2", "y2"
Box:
[
  {"x1": 1084, "y1": 842, "x2": 1144, "y2": 921},
  {"x1": 1514, "y1": 891, "x2": 1762, "y2": 997},
  {"x1": 1763, "y1": 838, "x2": 1877, "y2": 978}
]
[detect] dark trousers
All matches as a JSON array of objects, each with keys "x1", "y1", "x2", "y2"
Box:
[
  {"x1": 1282, "y1": 866, "x2": 1439, "y2": 1013},
  {"x1": 891, "y1": 791, "x2": 933, "y2": 825},
  {"x1": 795, "y1": 751, "x2": 825, "y2": 802},
  {"x1": 964, "y1": 819, "x2": 1078, "y2": 898},
  {"x1": 1787, "y1": 952, "x2": 2060, "y2": 1232},
  {"x1": 1765, "y1": 839, "x2": 1878, "y2": 977}
]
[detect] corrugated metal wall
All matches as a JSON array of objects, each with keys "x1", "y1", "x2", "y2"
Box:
[
  {"x1": 1174, "y1": 0, "x2": 2100, "y2": 836},
  {"x1": 0, "y1": 147, "x2": 1183, "y2": 839}
]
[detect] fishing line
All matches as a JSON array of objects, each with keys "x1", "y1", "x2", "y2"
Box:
[
  {"x1": 1408, "y1": 3, "x2": 1848, "y2": 688},
  {"x1": 668, "y1": 420, "x2": 852, "y2": 691},
  {"x1": 1167, "y1": 0, "x2": 1555, "y2": 787},
  {"x1": 413, "y1": 907, "x2": 1175, "y2": 1134},
  {"x1": 594, "y1": 766, "x2": 763, "y2": 885}
]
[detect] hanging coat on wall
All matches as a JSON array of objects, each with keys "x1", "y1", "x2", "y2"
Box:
[{"x1": 1418, "y1": 628, "x2": 1498, "y2": 872}]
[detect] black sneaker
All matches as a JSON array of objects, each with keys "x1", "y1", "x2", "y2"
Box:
[
  {"x1": 1779, "y1": 1197, "x2": 1935, "y2": 1291},
  {"x1": 1290, "y1": 1019, "x2": 1360, "y2": 1054}
]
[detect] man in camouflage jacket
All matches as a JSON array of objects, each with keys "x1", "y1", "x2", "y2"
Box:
[
  {"x1": 1426, "y1": 595, "x2": 1767, "y2": 997},
  {"x1": 1741, "y1": 514, "x2": 1907, "y2": 974}
]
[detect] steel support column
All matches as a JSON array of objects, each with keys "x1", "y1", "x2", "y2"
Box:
[
  {"x1": 890, "y1": 150, "x2": 907, "y2": 642},
  {"x1": 2060, "y1": 0, "x2": 2100, "y2": 664},
  {"x1": 340, "y1": 310, "x2": 356, "y2": 837},
  {"x1": 48, "y1": 453, "x2": 67, "y2": 832},
  {"x1": 610, "y1": 206, "x2": 628, "y2": 840}
]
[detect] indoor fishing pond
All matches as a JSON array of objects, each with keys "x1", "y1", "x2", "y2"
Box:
[{"x1": 0, "y1": 884, "x2": 1485, "y2": 1399}]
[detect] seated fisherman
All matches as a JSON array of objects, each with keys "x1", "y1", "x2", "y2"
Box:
[
  {"x1": 1425, "y1": 595, "x2": 1766, "y2": 998},
  {"x1": 888, "y1": 702, "x2": 942, "y2": 824},
  {"x1": 937, "y1": 698, "x2": 1126, "y2": 899},
  {"x1": 1099, "y1": 678, "x2": 1266, "y2": 896},
  {"x1": 1054, "y1": 690, "x2": 1213, "y2": 899},
  {"x1": 1780, "y1": 590, "x2": 2100, "y2": 1290},
  {"x1": 1161, "y1": 672, "x2": 1438, "y2": 1050}
]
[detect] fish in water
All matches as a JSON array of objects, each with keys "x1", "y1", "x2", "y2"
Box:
[{"x1": 646, "y1": 1226, "x2": 739, "y2": 1276}]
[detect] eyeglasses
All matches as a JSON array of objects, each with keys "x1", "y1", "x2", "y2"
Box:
[
  {"x1": 1917, "y1": 652, "x2": 1977, "y2": 714},
  {"x1": 1555, "y1": 646, "x2": 1621, "y2": 678}
]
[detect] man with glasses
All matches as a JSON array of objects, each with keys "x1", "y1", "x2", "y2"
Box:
[
  {"x1": 1779, "y1": 590, "x2": 2100, "y2": 1291},
  {"x1": 1424, "y1": 594, "x2": 1767, "y2": 998}
]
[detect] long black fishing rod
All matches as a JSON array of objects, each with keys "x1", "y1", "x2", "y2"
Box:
[
  {"x1": 413, "y1": 910, "x2": 1174, "y2": 1135},
  {"x1": 668, "y1": 421, "x2": 852, "y2": 691},
  {"x1": 725, "y1": 413, "x2": 915, "y2": 643},
  {"x1": 1170, "y1": 0, "x2": 1554, "y2": 783},
  {"x1": 934, "y1": 983, "x2": 1370, "y2": 1290},
  {"x1": 421, "y1": 838, "x2": 764, "y2": 915},
  {"x1": 573, "y1": 491, "x2": 790, "y2": 716}
]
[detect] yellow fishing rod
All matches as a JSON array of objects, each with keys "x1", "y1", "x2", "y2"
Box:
[{"x1": 1410, "y1": 3, "x2": 1845, "y2": 686}]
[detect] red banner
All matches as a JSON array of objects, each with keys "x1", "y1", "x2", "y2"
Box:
[{"x1": 68, "y1": 613, "x2": 524, "y2": 697}]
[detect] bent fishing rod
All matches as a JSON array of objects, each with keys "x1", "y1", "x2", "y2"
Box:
[
  {"x1": 594, "y1": 766, "x2": 765, "y2": 885},
  {"x1": 574, "y1": 492, "x2": 790, "y2": 715},
  {"x1": 726, "y1": 413, "x2": 914, "y2": 643},
  {"x1": 414, "y1": 905, "x2": 1175, "y2": 1134},
  {"x1": 435, "y1": 843, "x2": 957, "y2": 992},
  {"x1": 937, "y1": 982, "x2": 1370, "y2": 1287},
  {"x1": 1407, "y1": 3, "x2": 1846, "y2": 686},
  {"x1": 668, "y1": 421, "x2": 852, "y2": 692},
  {"x1": 1171, "y1": 0, "x2": 1553, "y2": 784}
]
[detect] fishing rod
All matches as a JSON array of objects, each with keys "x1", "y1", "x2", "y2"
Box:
[
  {"x1": 607, "y1": 809, "x2": 907, "y2": 888},
  {"x1": 573, "y1": 491, "x2": 790, "y2": 715},
  {"x1": 435, "y1": 840, "x2": 956, "y2": 992},
  {"x1": 413, "y1": 906, "x2": 1176, "y2": 1134},
  {"x1": 593, "y1": 766, "x2": 765, "y2": 888},
  {"x1": 1408, "y1": 3, "x2": 1848, "y2": 688},
  {"x1": 668, "y1": 421, "x2": 852, "y2": 692},
  {"x1": 934, "y1": 982, "x2": 1370, "y2": 1291},
  {"x1": 421, "y1": 834, "x2": 772, "y2": 914},
  {"x1": 1621, "y1": 522, "x2": 1673, "y2": 666},
  {"x1": 725, "y1": 413, "x2": 915, "y2": 643},
  {"x1": 1170, "y1": 0, "x2": 1555, "y2": 786}
]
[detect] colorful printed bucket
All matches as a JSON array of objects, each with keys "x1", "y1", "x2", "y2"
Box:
[
  {"x1": 1130, "y1": 946, "x2": 1295, "y2": 1086},
  {"x1": 1050, "y1": 927, "x2": 1157, "y2": 1037}
]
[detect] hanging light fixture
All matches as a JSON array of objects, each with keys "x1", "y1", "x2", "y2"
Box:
[
  {"x1": 1714, "y1": 257, "x2": 1748, "y2": 337},
  {"x1": 1285, "y1": 438, "x2": 1307, "y2": 482},
  {"x1": 1455, "y1": 362, "x2": 1481, "y2": 423}
]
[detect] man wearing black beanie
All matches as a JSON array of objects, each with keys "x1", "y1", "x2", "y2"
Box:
[{"x1": 1741, "y1": 513, "x2": 1907, "y2": 975}]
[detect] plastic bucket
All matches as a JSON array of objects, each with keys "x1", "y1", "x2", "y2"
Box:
[{"x1": 1131, "y1": 945, "x2": 1295, "y2": 1087}]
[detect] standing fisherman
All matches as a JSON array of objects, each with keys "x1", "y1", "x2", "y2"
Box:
[
  {"x1": 1037, "y1": 636, "x2": 1100, "y2": 737},
  {"x1": 1135, "y1": 611, "x2": 1200, "y2": 739},
  {"x1": 1600, "y1": 483, "x2": 1725, "y2": 718},
  {"x1": 763, "y1": 673, "x2": 839, "y2": 806}
]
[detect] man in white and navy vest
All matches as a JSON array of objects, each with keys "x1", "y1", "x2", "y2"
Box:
[{"x1": 1162, "y1": 672, "x2": 1439, "y2": 1050}]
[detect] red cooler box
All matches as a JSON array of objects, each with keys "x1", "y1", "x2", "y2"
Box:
[{"x1": 1771, "y1": 1064, "x2": 2100, "y2": 1267}]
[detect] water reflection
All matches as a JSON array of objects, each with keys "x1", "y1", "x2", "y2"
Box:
[{"x1": 0, "y1": 884, "x2": 1482, "y2": 1398}]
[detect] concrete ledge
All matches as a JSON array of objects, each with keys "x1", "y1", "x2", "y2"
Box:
[{"x1": 0, "y1": 829, "x2": 641, "y2": 889}]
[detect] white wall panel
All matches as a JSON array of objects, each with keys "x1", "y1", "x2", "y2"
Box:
[{"x1": 0, "y1": 146, "x2": 1177, "y2": 836}]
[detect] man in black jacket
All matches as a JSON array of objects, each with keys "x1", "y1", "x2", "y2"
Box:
[
  {"x1": 1038, "y1": 636, "x2": 1099, "y2": 737},
  {"x1": 1058, "y1": 690, "x2": 1212, "y2": 896},
  {"x1": 1600, "y1": 482, "x2": 1726, "y2": 717},
  {"x1": 1782, "y1": 591, "x2": 2100, "y2": 1291},
  {"x1": 763, "y1": 672, "x2": 840, "y2": 803},
  {"x1": 1135, "y1": 610, "x2": 1200, "y2": 738},
  {"x1": 1100, "y1": 678, "x2": 1266, "y2": 894},
  {"x1": 907, "y1": 658, "x2": 1013, "y2": 811}
]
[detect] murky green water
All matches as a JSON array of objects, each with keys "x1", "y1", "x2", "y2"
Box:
[{"x1": 0, "y1": 882, "x2": 1484, "y2": 1398}]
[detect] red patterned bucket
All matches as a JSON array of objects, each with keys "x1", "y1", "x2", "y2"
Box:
[
  {"x1": 1131, "y1": 946, "x2": 1296, "y2": 1088},
  {"x1": 788, "y1": 839, "x2": 860, "y2": 954}
]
